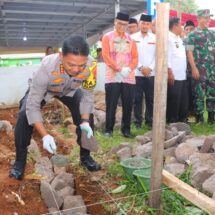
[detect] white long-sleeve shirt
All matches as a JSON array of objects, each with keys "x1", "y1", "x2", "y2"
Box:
[
  {"x1": 168, "y1": 32, "x2": 187, "y2": 81},
  {"x1": 131, "y1": 31, "x2": 156, "y2": 77}
]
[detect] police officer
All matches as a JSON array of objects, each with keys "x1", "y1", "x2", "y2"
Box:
[
  {"x1": 9, "y1": 36, "x2": 101, "y2": 180},
  {"x1": 187, "y1": 9, "x2": 215, "y2": 124},
  {"x1": 131, "y1": 14, "x2": 156, "y2": 128}
]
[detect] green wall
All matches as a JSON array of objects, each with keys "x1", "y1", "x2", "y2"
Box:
[{"x1": 0, "y1": 58, "x2": 42, "y2": 67}]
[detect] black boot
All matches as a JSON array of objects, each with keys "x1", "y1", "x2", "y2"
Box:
[
  {"x1": 196, "y1": 114, "x2": 204, "y2": 123},
  {"x1": 80, "y1": 147, "x2": 101, "y2": 171},
  {"x1": 9, "y1": 161, "x2": 25, "y2": 180},
  {"x1": 208, "y1": 112, "x2": 215, "y2": 124}
]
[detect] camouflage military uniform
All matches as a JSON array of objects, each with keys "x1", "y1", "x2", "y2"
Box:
[{"x1": 187, "y1": 27, "x2": 215, "y2": 116}]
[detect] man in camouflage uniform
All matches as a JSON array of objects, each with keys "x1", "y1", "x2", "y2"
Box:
[
  {"x1": 183, "y1": 20, "x2": 196, "y2": 116},
  {"x1": 187, "y1": 9, "x2": 215, "y2": 124}
]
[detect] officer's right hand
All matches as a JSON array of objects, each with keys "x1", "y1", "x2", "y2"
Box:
[
  {"x1": 192, "y1": 67, "x2": 200, "y2": 80},
  {"x1": 42, "y1": 134, "x2": 57, "y2": 154}
]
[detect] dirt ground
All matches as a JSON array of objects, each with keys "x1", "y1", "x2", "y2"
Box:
[{"x1": 0, "y1": 107, "x2": 110, "y2": 215}]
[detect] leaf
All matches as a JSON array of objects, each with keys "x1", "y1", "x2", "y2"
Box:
[
  {"x1": 111, "y1": 184, "x2": 127, "y2": 194},
  {"x1": 185, "y1": 206, "x2": 205, "y2": 215},
  {"x1": 24, "y1": 174, "x2": 47, "y2": 180}
]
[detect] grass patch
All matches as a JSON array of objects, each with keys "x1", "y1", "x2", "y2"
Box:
[
  {"x1": 68, "y1": 121, "x2": 213, "y2": 214},
  {"x1": 190, "y1": 123, "x2": 215, "y2": 136},
  {"x1": 57, "y1": 127, "x2": 73, "y2": 138},
  {"x1": 95, "y1": 123, "x2": 149, "y2": 152}
]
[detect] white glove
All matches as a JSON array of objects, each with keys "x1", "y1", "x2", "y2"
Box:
[
  {"x1": 115, "y1": 72, "x2": 123, "y2": 82},
  {"x1": 80, "y1": 122, "x2": 93, "y2": 139},
  {"x1": 42, "y1": 134, "x2": 57, "y2": 154},
  {"x1": 120, "y1": 67, "x2": 131, "y2": 78}
]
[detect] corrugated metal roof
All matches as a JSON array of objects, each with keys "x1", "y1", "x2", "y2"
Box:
[{"x1": 0, "y1": 0, "x2": 146, "y2": 48}]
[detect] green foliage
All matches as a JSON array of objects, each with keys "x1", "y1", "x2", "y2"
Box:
[
  {"x1": 95, "y1": 123, "x2": 149, "y2": 152},
  {"x1": 190, "y1": 123, "x2": 215, "y2": 136},
  {"x1": 164, "y1": 0, "x2": 198, "y2": 14},
  {"x1": 179, "y1": 164, "x2": 192, "y2": 186},
  {"x1": 90, "y1": 46, "x2": 97, "y2": 58},
  {"x1": 69, "y1": 122, "x2": 212, "y2": 214},
  {"x1": 57, "y1": 127, "x2": 73, "y2": 138}
]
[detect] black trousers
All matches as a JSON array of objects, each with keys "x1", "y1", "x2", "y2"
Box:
[
  {"x1": 187, "y1": 77, "x2": 194, "y2": 114},
  {"x1": 14, "y1": 89, "x2": 93, "y2": 168},
  {"x1": 167, "y1": 80, "x2": 189, "y2": 122},
  {"x1": 134, "y1": 76, "x2": 154, "y2": 126},
  {"x1": 105, "y1": 83, "x2": 135, "y2": 133}
]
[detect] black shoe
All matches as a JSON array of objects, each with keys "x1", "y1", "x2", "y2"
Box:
[
  {"x1": 80, "y1": 156, "x2": 101, "y2": 171},
  {"x1": 104, "y1": 131, "x2": 113, "y2": 138},
  {"x1": 145, "y1": 122, "x2": 152, "y2": 128},
  {"x1": 196, "y1": 114, "x2": 204, "y2": 123},
  {"x1": 135, "y1": 123, "x2": 141, "y2": 129},
  {"x1": 9, "y1": 163, "x2": 25, "y2": 180},
  {"x1": 208, "y1": 112, "x2": 215, "y2": 124},
  {"x1": 122, "y1": 131, "x2": 132, "y2": 138}
]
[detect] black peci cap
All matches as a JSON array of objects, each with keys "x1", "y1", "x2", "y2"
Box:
[
  {"x1": 116, "y1": 12, "x2": 129, "y2": 21},
  {"x1": 184, "y1": 20, "x2": 195, "y2": 29},
  {"x1": 129, "y1": 18, "x2": 138, "y2": 24},
  {"x1": 140, "y1": 14, "x2": 152, "y2": 22}
]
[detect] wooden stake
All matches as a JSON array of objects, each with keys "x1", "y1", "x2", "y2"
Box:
[
  {"x1": 149, "y1": 2, "x2": 169, "y2": 209},
  {"x1": 162, "y1": 170, "x2": 215, "y2": 215}
]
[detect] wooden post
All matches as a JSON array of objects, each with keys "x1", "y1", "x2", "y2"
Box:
[{"x1": 149, "y1": 2, "x2": 169, "y2": 209}]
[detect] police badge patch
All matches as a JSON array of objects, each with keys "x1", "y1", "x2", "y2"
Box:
[{"x1": 82, "y1": 61, "x2": 97, "y2": 90}]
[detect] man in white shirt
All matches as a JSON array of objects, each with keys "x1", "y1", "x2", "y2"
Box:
[
  {"x1": 128, "y1": 18, "x2": 139, "y2": 35},
  {"x1": 167, "y1": 17, "x2": 188, "y2": 122},
  {"x1": 131, "y1": 14, "x2": 156, "y2": 128}
]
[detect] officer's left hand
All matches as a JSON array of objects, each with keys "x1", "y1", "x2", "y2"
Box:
[
  {"x1": 80, "y1": 122, "x2": 93, "y2": 139},
  {"x1": 120, "y1": 67, "x2": 131, "y2": 78}
]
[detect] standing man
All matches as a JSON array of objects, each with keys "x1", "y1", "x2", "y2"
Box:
[
  {"x1": 102, "y1": 12, "x2": 138, "y2": 138},
  {"x1": 167, "y1": 17, "x2": 188, "y2": 123},
  {"x1": 131, "y1": 14, "x2": 156, "y2": 128},
  {"x1": 183, "y1": 20, "x2": 196, "y2": 117},
  {"x1": 128, "y1": 18, "x2": 139, "y2": 35},
  {"x1": 187, "y1": 9, "x2": 215, "y2": 124},
  {"x1": 10, "y1": 36, "x2": 101, "y2": 180},
  {"x1": 184, "y1": 20, "x2": 195, "y2": 36}
]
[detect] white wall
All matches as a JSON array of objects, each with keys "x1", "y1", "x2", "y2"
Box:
[
  {"x1": 95, "y1": 62, "x2": 106, "y2": 92},
  {"x1": 0, "y1": 65, "x2": 38, "y2": 106},
  {"x1": 0, "y1": 63, "x2": 106, "y2": 107}
]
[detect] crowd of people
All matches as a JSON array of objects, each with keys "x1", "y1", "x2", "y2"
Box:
[{"x1": 101, "y1": 10, "x2": 215, "y2": 138}]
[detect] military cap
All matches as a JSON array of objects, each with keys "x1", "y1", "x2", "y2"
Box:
[{"x1": 197, "y1": 9, "x2": 213, "y2": 17}]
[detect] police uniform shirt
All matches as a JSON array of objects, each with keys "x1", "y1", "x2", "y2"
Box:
[
  {"x1": 168, "y1": 32, "x2": 187, "y2": 80},
  {"x1": 131, "y1": 31, "x2": 156, "y2": 77},
  {"x1": 26, "y1": 53, "x2": 96, "y2": 125}
]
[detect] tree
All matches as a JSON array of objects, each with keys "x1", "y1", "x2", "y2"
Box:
[{"x1": 164, "y1": 0, "x2": 198, "y2": 14}]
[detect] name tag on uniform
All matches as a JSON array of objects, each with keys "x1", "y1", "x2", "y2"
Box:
[{"x1": 148, "y1": 42, "x2": 156, "y2": 45}]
